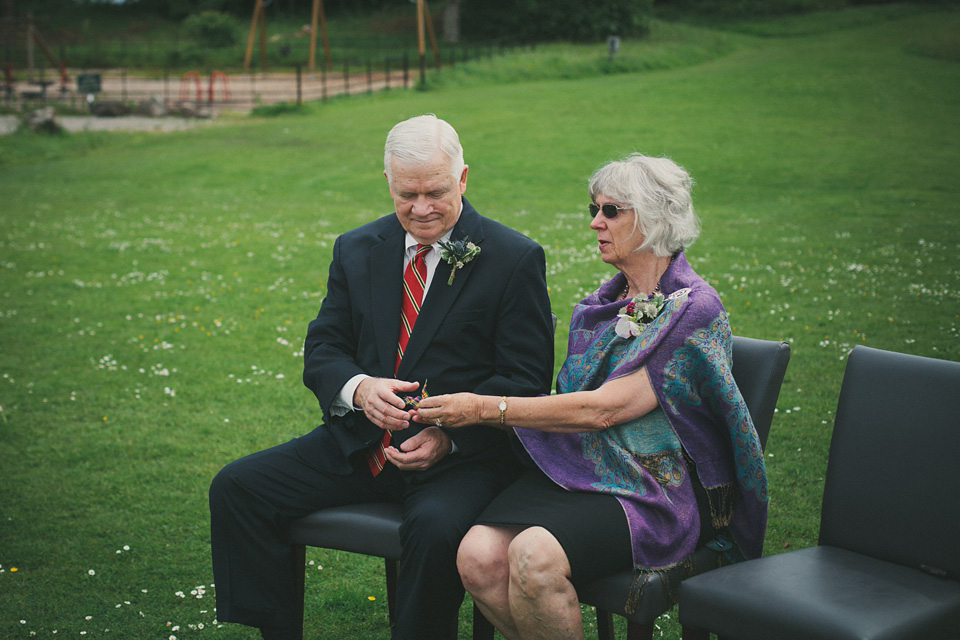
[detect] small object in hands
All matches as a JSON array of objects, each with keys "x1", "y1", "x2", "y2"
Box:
[{"x1": 402, "y1": 380, "x2": 429, "y2": 409}]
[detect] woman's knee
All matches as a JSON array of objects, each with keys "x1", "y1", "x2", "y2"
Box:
[
  {"x1": 457, "y1": 526, "x2": 511, "y2": 592},
  {"x1": 508, "y1": 527, "x2": 572, "y2": 598}
]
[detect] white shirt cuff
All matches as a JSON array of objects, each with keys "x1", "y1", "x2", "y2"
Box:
[{"x1": 331, "y1": 374, "x2": 370, "y2": 416}]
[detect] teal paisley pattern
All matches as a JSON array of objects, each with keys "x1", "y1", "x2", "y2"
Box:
[
  {"x1": 554, "y1": 293, "x2": 693, "y2": 500},
  {"x1": 558, "y1": 290, "x2": 690, "y2": 395},
  {"x1": 583, "y1": 409, "x2": 687, "y2": 496},
  {"x1": 662, "y1": 314, "x2": 768, "y2": 502},
  {"x1": 516, "y1": 252, "x2": 768, "y2": 592}
]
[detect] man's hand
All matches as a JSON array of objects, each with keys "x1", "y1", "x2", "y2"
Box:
[
  {"x1": 354, "y1": 377, "x2": 420, "y2": 431},
  {"x1": 383, "y1": 427, "x2": 452, "y2": 471}
]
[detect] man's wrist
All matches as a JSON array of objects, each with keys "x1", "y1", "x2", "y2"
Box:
[{"x1": 333, "y1": 374, "x2": 370, "y2": 414}]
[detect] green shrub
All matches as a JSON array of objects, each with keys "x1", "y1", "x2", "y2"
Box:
[
  {"x1": 183, "y1": 10, "x2": 239, "y2": 48},
  {"x1": 654, "y1": 0, "x2": 846, "y2": 19},
  {"x1": 251, "y1": 101, "x2": 306, "y2": 117}
]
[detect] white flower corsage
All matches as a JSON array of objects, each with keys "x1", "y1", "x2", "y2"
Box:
[
  {"x1": 615, "y1": 291, "x2": 666, "y2": 338},
  {"x1": 437, "y1": 237, "x2": 480, "y2": 285}
]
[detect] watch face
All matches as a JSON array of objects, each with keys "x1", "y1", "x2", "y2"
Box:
[{"x1": 499, "y1": 399, "x2": 507, "y2": 411}]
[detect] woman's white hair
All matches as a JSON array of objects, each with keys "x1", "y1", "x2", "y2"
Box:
[
  {"x1": 383, "y1": 114, "x2": 465, "y2": 184},
  {"x1": 589, "y1": 153, "x2": 701, "y2": 257}
]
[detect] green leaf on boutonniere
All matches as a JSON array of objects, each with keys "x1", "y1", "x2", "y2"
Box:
[{"x1": 437, "y1": 237, "x2": 481, "y2": 285}]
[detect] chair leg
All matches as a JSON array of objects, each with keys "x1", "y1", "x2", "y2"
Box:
[
  {"x1": 681, "y1": 626, "x2": 710, "y2": 640},
  {"x1": 626, "y1": 621, "x2": 653, "y2": 640},
  {"x1": 472, "y1": 603, "x2": 495, "y2": 640},
  {"x1": 384, "y1": 558, "x2": 398, "y2": 626},
  {"x1": 596, "y1": 608, "x2": 615, "y2": 640}
]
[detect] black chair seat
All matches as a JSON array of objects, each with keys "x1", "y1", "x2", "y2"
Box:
[
  {"x1": 680, "y1": 545, "x2": 960, "y2": 640},
  {"x1": 290, "y1": 502, "x2": 402, "y2": 559}
]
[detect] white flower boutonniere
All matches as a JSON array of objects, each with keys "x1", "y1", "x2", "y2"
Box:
[
  {"x1": 615, "y1": 291, "x2": 666, "y2": 339},
  {"x1": 437, "y1": 237, "x2": 481, "y2": 285}
]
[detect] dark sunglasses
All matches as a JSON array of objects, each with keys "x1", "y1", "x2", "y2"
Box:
[{"x1": 589, "y1": 203, "x2": 629, "y2": 219}]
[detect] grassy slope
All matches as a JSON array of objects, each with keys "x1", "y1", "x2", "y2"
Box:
[{"x1": 1, "y1": 5, "x2": 958, "y2": 638}]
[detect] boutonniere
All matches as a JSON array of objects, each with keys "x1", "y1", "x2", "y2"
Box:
[
  {"x1": 437, "y1": 237, "x2": 481, "y2": 285},
  {"x1": 615, "y1": 291, "x2": 666, "y2": 339}
]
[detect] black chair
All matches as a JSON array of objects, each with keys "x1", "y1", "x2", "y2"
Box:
[
  {"x1": 579, "y1": 336, "x2": 791, "y2": 640},
  {"x1": 290, "y1": 335, "x2": 791, "y2": 639},
  {"x1": 678, "y1": 345, "x2": 960, "y2": 640}
]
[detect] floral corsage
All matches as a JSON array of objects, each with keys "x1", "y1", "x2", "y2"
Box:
[
  {"x1": 615, "y1": 291, "x2": 666, "y2": 339},
  {"x1": 437, "y1": 237, "x2": 480, "y2": 285}
]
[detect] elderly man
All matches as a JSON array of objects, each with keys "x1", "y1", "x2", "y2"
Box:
[{"x1": 209, "y1": 115, "x2": 554, "y2": 640}]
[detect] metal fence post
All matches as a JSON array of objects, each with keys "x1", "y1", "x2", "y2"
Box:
[{"x1": 321, "y1": 62, "x2": 327, "y2": 103}]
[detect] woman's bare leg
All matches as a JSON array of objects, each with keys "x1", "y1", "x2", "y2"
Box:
[
  {"x1": 508, "y1": 527, "x2": 584, "y2": 640},
  {"x1": 458, "y1": 524, "x2": 526, "y2": 639}
]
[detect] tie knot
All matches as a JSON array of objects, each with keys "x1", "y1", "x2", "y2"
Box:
[{"x1": 414, "y1": 244, "x2": 432, "y2": 260}]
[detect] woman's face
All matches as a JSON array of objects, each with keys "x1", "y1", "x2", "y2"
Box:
[{"x1": 590, "y1": 194, "x2": 642, "y2": 269}]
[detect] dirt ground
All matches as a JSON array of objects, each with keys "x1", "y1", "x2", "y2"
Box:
[
  {"x1": 3, "y1": 68, "x2": 414, "y2": 134},
  {"x1": 0, "y1": 67, "x2": 418, "y2": 135},
  {"x1": 7, "y1": 67, "x2": 411, "y2": 110}
]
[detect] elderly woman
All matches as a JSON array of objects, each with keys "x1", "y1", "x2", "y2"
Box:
[{"x1": 413, "y1": 153, "x2": 768, "y2": 639}]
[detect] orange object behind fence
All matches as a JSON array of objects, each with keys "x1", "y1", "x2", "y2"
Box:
[
  {"x1": 180, "y1": 71, "x2": 231, "y2": 104},
  {"x1": 179, "y1": 71, "x2": 202, "y2": 103},
  {"x1": 209, "y1": 71, "x2": 231, "y2": 103}
]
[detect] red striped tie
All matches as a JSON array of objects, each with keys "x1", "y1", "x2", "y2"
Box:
[{"x1": 367, "y1": 243, "x2": 431, "y2": 476}]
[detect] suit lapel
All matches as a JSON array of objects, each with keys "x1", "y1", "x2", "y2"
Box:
[
  {"x1": 397, "y1": 201, "x2": 485, "y2": 378},
  {"x1": 370, "y1": 227, "x2": 406, "y2": 376}
]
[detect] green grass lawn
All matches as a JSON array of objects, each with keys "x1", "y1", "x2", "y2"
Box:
[{"x1": 2, "y1": 5, "x2": 958, "y2": 639}]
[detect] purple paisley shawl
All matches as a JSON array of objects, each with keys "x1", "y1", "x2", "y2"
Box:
[{"x1": 515, "y1": 253, "x2": 767, "y2": 606}]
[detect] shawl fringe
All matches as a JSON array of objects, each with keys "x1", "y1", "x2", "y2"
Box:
[
  {"x1": 705, "y1": 483, "x2": 737, "y2": 531},
  {"x1": 624, "y1": 532, "x2": 746, "y2": 615},
  {"x1": 624, "y1": 557, "x2": 695, "y2": 615}
]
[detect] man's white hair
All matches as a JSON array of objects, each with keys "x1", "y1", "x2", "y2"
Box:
[{"x1": 384, "y1": 114, "x2": 465, "y2": 184}]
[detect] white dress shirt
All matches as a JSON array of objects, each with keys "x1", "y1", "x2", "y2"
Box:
[{"x1": 329, "y1": 227, "x2": 455, "y2": 415}]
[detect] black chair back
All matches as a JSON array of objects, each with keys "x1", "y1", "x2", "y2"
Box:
[
  {"x1": 819, "y1": 346, "x2": 960, "y2": 579},
  {"x1": 731, "y1": 335, "x2": 792, "y2": 450}
]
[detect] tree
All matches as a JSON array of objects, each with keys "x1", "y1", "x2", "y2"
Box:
[{"x1": 461, "y1": 0, "x2": 652, "y2": 43}]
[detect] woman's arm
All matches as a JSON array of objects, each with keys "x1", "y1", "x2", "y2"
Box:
[{"x1": 413, "y1": 367, "x2": 659, "y2": 434}]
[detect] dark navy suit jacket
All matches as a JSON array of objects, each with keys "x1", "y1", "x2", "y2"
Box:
[{"x1": 299, "y1": 198, "x2": 555, "y2": 479}]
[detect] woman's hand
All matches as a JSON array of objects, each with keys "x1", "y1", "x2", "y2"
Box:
[{"x1": 413, "y1": 393, "x2": 485, "y2": 428}]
